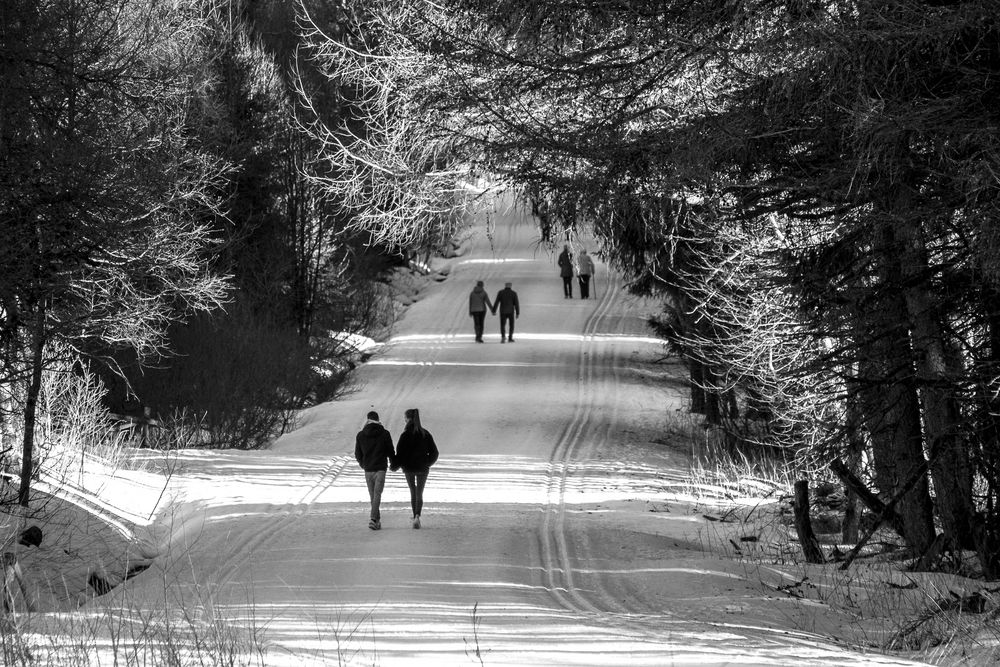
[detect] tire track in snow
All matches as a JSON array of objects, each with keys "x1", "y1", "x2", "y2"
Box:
[
  {"x1": 539, "y1": 262, "x2": 662, "y2": 625},
  {"x1": 539, "y1": 264, "x2": 621, "y2": 617}
]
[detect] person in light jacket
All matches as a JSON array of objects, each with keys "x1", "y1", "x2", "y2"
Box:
[
  {"x1": 394, "y1": 408, "x2": 439, "y2": 529},
  {"x1": 577, "y1": 249, "x2": 595, "y2": 299},
  {"x1": 492, "y1": 282, "x2": 520, "y2": 343},
  {"x1": 355, "y1": 410, "x2": 396, "y2": 530},
  {"x1": 468, "y1": 280, "x2": 494, "y2": 343},
  {"x1": 558, "y1": 244, "x2": 574, "y2": 298}
]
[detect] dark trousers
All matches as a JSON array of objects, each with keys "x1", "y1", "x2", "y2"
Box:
[
  {"x1": 472, "y1": 311, "x2": 486, "y2": 340},
  {"x1": 404, "y1": 470, "x2": 428, "y2": 517},
  {"x1": 578, "y1": 275, "x2": 591, "y2": 299},
  {"x1": 500, "y1": 313, "x2": 515, "y2": 339},
  {"x1": 561, "y1": 276, "x2": 573, "y2": 297}
]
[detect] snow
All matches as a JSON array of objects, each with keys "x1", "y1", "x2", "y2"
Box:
[
  {"x1": 325, "y1": 331, "x2": 381, "y2": 355},
  {"x1": 9, "y1": 194, "x2": 972, "y2": 665}
]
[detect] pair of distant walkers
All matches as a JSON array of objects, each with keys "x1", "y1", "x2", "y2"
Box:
[
  {"x1": 557, "y1": 245, "x2": 595, "y2": 299},
  {"x1": 354, "y1": 409, "x2": 439, "y2": 530},
  {"x1": 469, "y1": 280, "x2": 520, "y2": 343}
]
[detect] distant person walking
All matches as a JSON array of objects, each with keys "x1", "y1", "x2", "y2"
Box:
[
  {"x1": 558, "y1": 244, "x2": 574, "y2": 298},
  {"x1": 577, "y1": 249, "x2": 595, "y2": 299},
  {"x1": 492, "y1": 282, "x2": 520, "y2": 343},
  {"x1": 469, "y1": 280, "x2": 494, "y2": 343},
  {"x1": 355, "y1": 410, "x2": 396, "y2": 530},
  {"x1": 394, "y1": 408, "x2": 439, "y2": 529}
]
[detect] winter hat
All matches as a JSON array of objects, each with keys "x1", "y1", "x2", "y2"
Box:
[
  {"x1": 505, "y1": 282, "x2": 512, "y2": 287},
  {"x1": 366, "y1": 410, "x2": 380, "y2": 422},
  {"x1": 476, "y1": 280, "x2": 484, "y2": 287}
]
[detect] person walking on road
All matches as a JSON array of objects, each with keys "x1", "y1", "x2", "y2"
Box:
[
  {"x1": 577, "y1": 249, "x2": 595, "y2": 299},
  {"x1": 355, "y1": 410, "x2": 396, "y2": 530},
  {"x1": 469, "y1": 280, "x2": 494, "y2": 343},
  {"x1": 394, "y1": 408, "x2": 439, "y2": 529},
  {"x1": 558, "y1": 244, "x2": 574, "y2": 298},
  {"x1": 492, "y1": 282, "x2": 520, "y2": 343}
]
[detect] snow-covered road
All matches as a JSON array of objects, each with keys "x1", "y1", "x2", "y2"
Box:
[{"x1": 117, "y1": 197, "x2": 927, "y2": 665}]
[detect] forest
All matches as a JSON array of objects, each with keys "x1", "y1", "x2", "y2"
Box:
[{"x1": 3, "y1": 0, "x2": 1000, "y2": 584}]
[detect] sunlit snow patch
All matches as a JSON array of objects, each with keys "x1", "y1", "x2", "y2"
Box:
[
  {"x1": 456, "y1": 258, "x2": 534, "y2": 265},
  {"x1": 325, "y1": 331, "x2": 380, "y2": 355}
]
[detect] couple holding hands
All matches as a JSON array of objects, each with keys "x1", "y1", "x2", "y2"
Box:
[
  {"x1": 469, "y1": 280, "x2": 521, "y2": 343},
  {"x1": 355, "y1": 409, "x2": 439, "y2": 530}
]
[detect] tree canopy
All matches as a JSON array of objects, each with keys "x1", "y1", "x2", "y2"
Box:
[{"x1": 299, "y1": 0, "x2": 1000, "y2": 575}]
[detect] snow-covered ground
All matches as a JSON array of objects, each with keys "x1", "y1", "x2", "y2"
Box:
[{"x1": 13, "y1": 194, "x2": 975, "y2": 665}]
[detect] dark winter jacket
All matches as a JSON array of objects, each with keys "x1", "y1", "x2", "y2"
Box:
[
  {"x1": 355, "y1": 421, "x2": 395, "y2": 472},
  {"x1": 395, "y1": 428, "x2": 439, "y2": 473},
  {"x1": 558, "y1": 249, "x2": 574, "y2": 278},
  {"x1": 493, "y1": 288, "x2": 520, "y2": 316},
  {"x1": 469, "y1": 285, "x2": 493, "y2": 314}
]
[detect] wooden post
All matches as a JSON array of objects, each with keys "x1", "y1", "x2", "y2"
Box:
[{"x1": 794, "y1": 480, "x2": 825, "y2": 564}]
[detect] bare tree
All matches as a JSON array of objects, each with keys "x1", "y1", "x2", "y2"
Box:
[
  {"x1": 0, "y1": 0, "x2": 229, "y2": 504},
  {"x1": 294, "y1": 0, "x2": 474, "y2": 248}
]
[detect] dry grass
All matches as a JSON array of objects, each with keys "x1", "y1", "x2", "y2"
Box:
[{"x1": 668, "y1": 409, "x2": 1000, "y2": 665}]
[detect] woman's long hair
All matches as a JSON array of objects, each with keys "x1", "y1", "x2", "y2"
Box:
[{"x1": 405, "y1": 408, "x2": 424, "y2": 437}]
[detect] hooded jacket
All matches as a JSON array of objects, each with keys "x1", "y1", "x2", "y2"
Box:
[
  {"x1": 558, "y1": 248, "x2": 574, "y2": 278},
  {"x1": 395, "y1": 427, "x2": 439, "y2": 473},
  {"x1": 355, "y1": 421, "x2": 395, "y2": 472},
  {"x1": 469, "y1": 285, "x2": 493, "y2": 314}
]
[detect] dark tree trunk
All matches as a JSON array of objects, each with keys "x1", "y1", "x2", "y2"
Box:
[
  {"x1": 856, "y1": 233, "x2": 936, "y2": 553},
  {"x1": 794, "y1": 480, "x2": 824, "y2": 564},
  {"x1": 896, "y1": 219, "x2": 977, "y2": 551},
  {"x1": 842, "y1": 388, "x2": 865, "y2": 543},
  {"x1": 689, "y1": 358, "x2": 706, "y2": 414},
  {"x1": 18, "y1": 309, "x2": 44, "y2": 507},
  {"x1": 972, "y1": 289, "x2": 1000, "y2": 577}
]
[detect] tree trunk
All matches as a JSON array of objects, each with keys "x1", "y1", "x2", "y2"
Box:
[
  {"x1": 895, "y1": 219, "x2": 977, "y2": 550},
  {"x1": 18, "y1": 309, "x2": 44, "y2": 507},
  {"x1": 856, "y1": 231, "x2": 936, "y2": 553},
  {"x1": 794, "y1": 480, "x2": 825, "y2": 564},
  {"x1": 689, "y1": 358, "x2": 706, "y2": 414},
  {"x1": 704, "y1": 385, "x2": 721, "y2": 425},
  {"x1": 842, "y1": 388, "x2": 865, "y2": 543},
  {"x1": 858, "y1": 358, "x2": 935, "y2": 553},
  {"x1": 973, "y1": 289, "x2": 1000, "y2": 578}
]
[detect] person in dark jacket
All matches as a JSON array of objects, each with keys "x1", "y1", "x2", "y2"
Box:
[
  {"x1": 557, "y1": 245, "x2": 574, "y2": 298},
  {"x1": 468, "y1": 280, "x2": 494, "y2": 343},
  {"x1": 394, "y1": 408, "x2": 439, "y2": 529},
  {"x1": 355, "y1": 410, "x2": 396, "y2": 530},
  {"x1": 491, "y1": 282, "x2": 520, "y2": 343}
]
